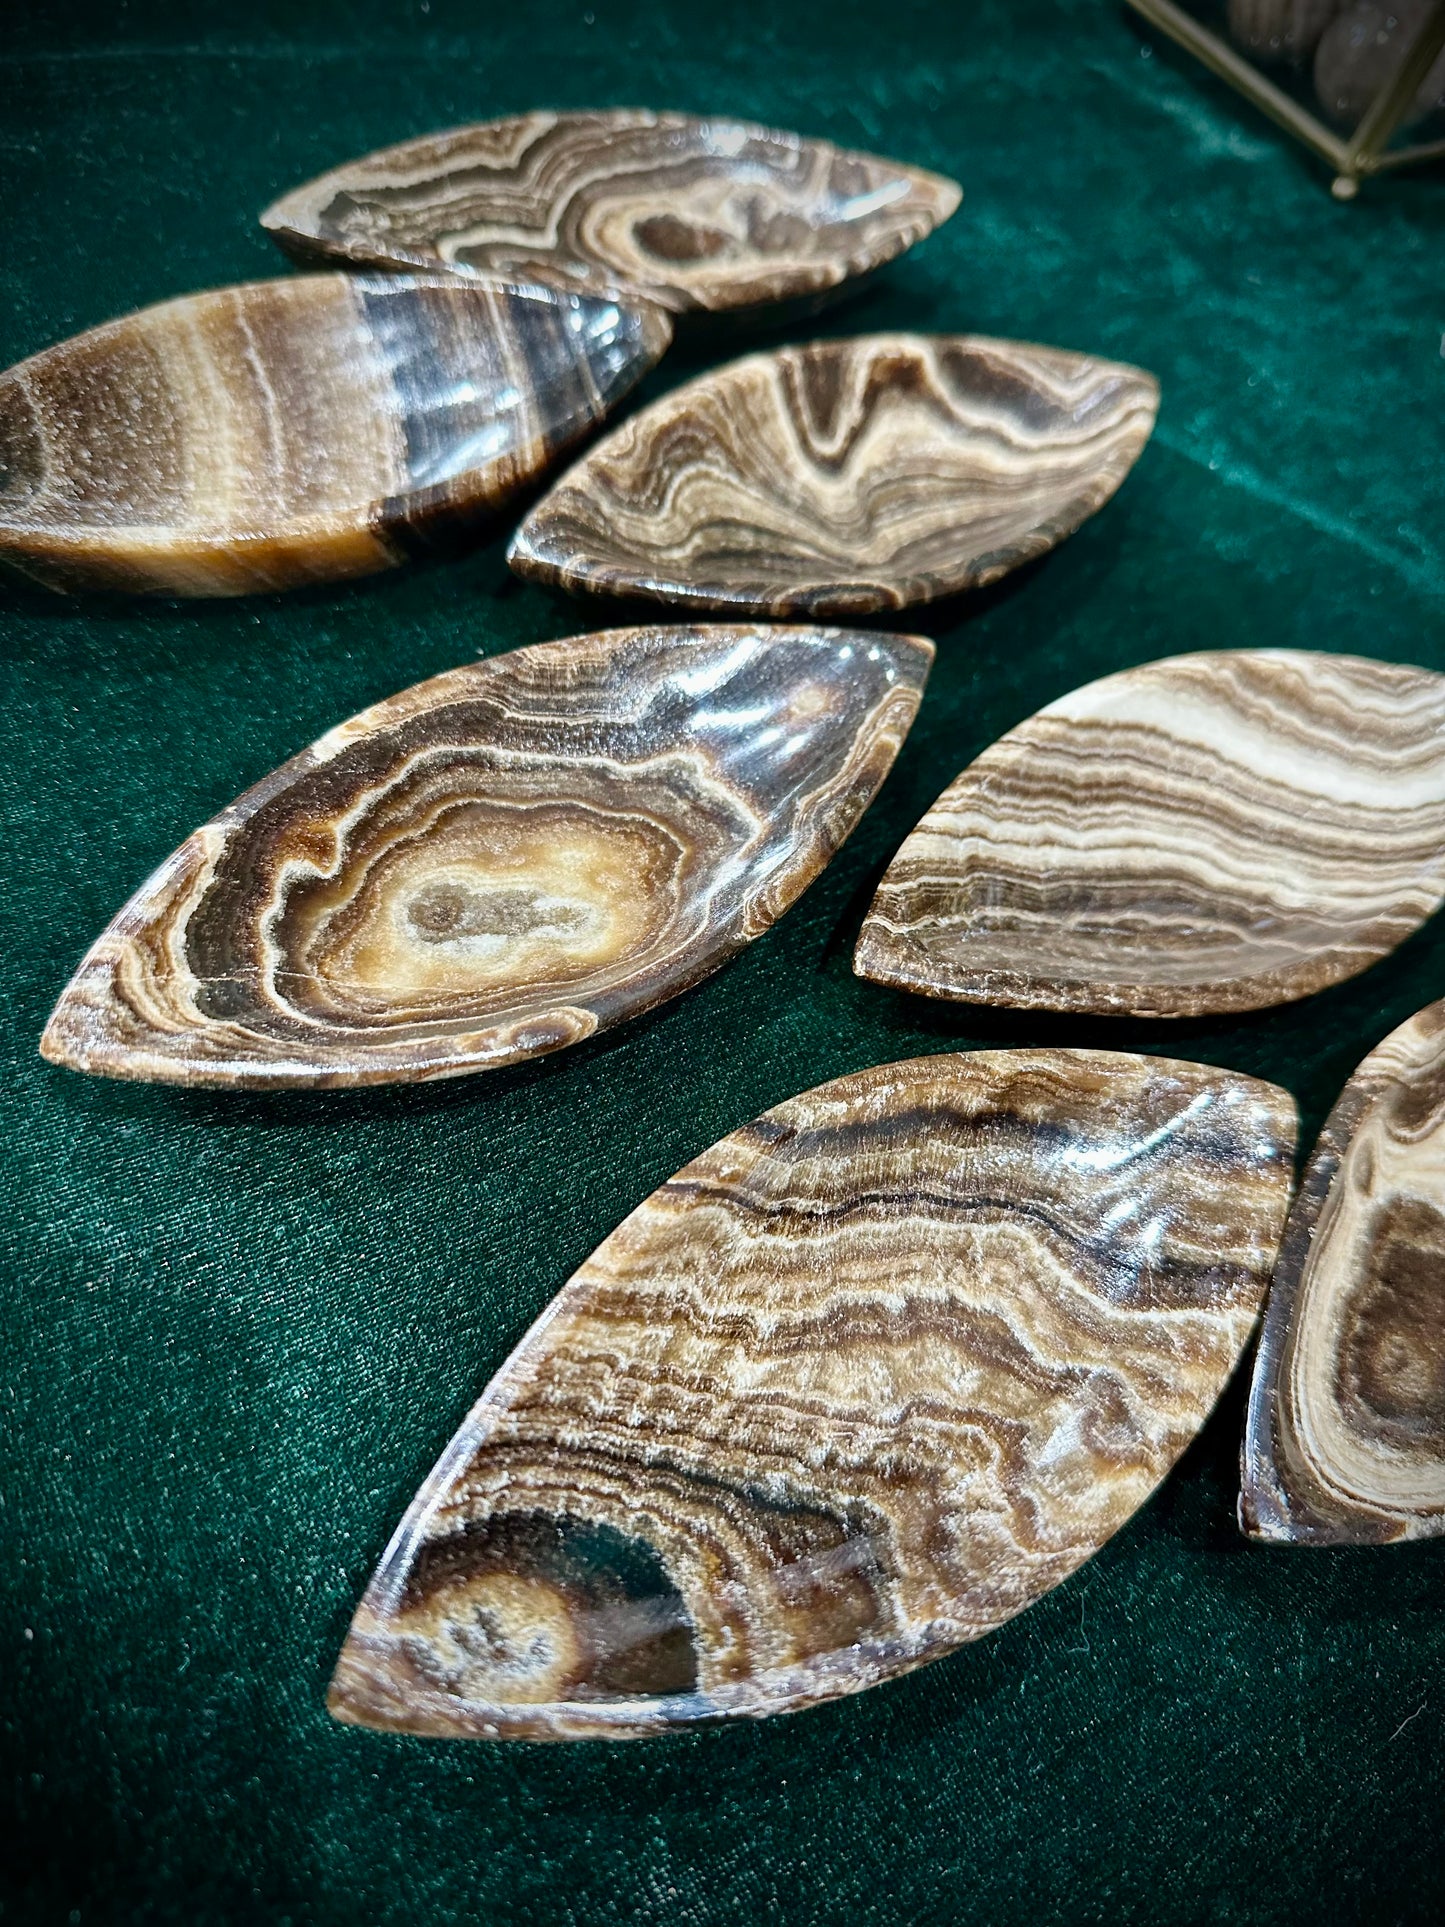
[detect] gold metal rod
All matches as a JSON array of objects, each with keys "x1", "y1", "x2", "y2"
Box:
[
  {"x1": 1372, "y1": 133, "x2": 1445, "y2": 171},
  {"x1": 1124, "y1": 0, "x2": 1349, "y2": 169},
  {"x1": 1345, "y1": 0, "x2": 1445, "y2": 173}
]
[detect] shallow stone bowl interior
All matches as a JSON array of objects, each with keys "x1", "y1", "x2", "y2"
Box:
[
  {"x1": 41, "y1": 623, "x2": 932, "y2": 1087},
  {"x1": 507, "y1": 334, "x2": 1159, "y2": 619}
]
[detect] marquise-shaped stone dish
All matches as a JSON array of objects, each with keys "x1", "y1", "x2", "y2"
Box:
[
  {"x1": 508, "y1": 336, "x2": 1159, "y2": 618},
  {"x1": 0, "y1": 274, "x2": 670, "y2": 597},
  {"x1": 260, "y1": 110, "x2": 961, "y2": 317},
  {"x1": 1241, "y1": 1000, "x2": 1445, "y2": 1544},
  {"x1": 40, "y1": 624, "x2": 931, "y2": 1088},
  {"x1": 855, "y1": 650, "x2": 1445, "y2": 1018},
  {"x1": 328, "y1": 1048, "x2": 1297, "y2": 1740}
]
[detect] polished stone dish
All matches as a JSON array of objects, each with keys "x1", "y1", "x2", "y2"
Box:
[
  {"x1": 0, "y1": 274, "x2": 669, "y2": 597},
  {"x1": 260, "y1": 110, "x2": 961, "y2": 317},
  {"x1": 1241, "y1": 1001, "x2": 1445, "y2": 1544},
  {"x1": 856, "y1": 649, "x2": 1445, "y2": 1018},
  {"x1": 328, "y1": 1048, "x2": 1297, "y2": 1740},
  {"x1": 508, "y1": 336, "x2": 1158, "y2": 619},
  {"x1": 40, "y1": 624, "x2": 931, "y2": 1087}
]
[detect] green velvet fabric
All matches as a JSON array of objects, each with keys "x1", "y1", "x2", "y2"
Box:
[{"x1": 3, "y1": 1, "x2": 1443, "y2": 1919}]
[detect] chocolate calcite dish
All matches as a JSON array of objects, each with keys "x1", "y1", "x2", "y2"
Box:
[
  {"x1": 1241, "y1": 1001, "x2": 1445, "y2": 1544},
  {"x1": 40, "y1": 625, "x2": 931, "y2": 1088},
  {"x1": 260, "y1": 110, "x2": 961, "y2": 316},
  {"x1": 508, "y1": 336, "x2": 1159, "y2": 618},
  {"x1": 856, "y1": 650, "x2": 1445, "y2": 1018},
  {"x1": 329, "y1": 1049, "x2": 1297, "y2": 1740},
  {"x1": 0, "y1": 274, "x2": 670, "y2": 596}
]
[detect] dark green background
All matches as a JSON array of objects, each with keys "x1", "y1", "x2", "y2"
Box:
[{"x1": 3, "y1": 2, "x2": 1442, "y2": 1920}]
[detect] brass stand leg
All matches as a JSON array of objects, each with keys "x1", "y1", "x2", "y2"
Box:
[
  {"x1": 1333, "y1": 0, "x2": 1445, "y2": 197},
  {"x1": 1125, "y1": 0, "x2": 1445, "y2": 196}
]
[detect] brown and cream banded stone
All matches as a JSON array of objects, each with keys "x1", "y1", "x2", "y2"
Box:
[
  {"x1": 1241, "y1": 1002, "x2": 1445, "y2": 1544},
  {"x1": 508, "y1": 336, "x2": 1159, "y2": 619},
  {"x1": 40, "y1": 624, "x2": 931, "y2": 1088},
  {"x1": 0, "y1": 274, "x2": 670, "y2": 597},
  {"x1": 855, "y1": 650, "x2": 1445, "y2": 1019},
  {"x1": 329, "y1": 1048, "x2": 1297, "y2": 1740},
  {"x1": 260, "y1": 110, "x2": 961, "y2": 317}
]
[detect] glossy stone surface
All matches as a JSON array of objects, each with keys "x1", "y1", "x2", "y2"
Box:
[
  {"x1": 40, "y1": 625, "x2": 931, "y2": 1088},
  {"x1": 329, "y1": 1048, "x2": 1297, "y2": 1740},
  {"x1": 1241, "y1": 1002, "x2": 1445, "y2": 1543},
  {"x1": 0, "y1": 274, "x2": 670, "y2": 597},
  {"x1": 855, "y1": 650, "x2": 1445, "y2": 1019},
  {"x1": 508, "y1": 336, "x2": 1158, "y2": 619},
  {"x1": 260, "y1": 111, "x2": 961, "y2": 317}
]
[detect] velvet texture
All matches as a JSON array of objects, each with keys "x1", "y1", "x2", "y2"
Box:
[{"x1": 3, "y1": 2, "x2": 1442, "y2": 1920}]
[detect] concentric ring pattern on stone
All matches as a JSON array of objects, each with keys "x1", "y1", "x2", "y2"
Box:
[
  {"x1": 1241, "y1": 1000, "x2": 1445, "y2": 1544},
  {"x1": 0, "y1": 274, "x2": 670, "y2": 596},
  {"x1": 260, "y1": 110, "x2": 961, "y2": 316},
  {"x1": 855, "y1": 650, "x2": 1445, "y2": 1019},
  {"x1": 508, "y1": 336, "x2": 1159, "y2": 619},
  {"x1": 40, "y1": 624, "x2": 931, "y2": 1088},
  {"x1": 329, "y1": 1048, "x2": 1297, "y2": 1740}
]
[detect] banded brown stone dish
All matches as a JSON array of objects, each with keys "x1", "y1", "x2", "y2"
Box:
[
  {"x1": 328, "y1": 1047, "x2": 1297, "y2": 1740},
  {"x1": 40, "y1": 624, "x2": 931, "y2": 1088},
  {"x1": 1241, "y1": 1001, "x2": 1445, "y2": 1544},
  {"x1": 856, "y1": 649, "x2": 1445, "y2": 1018},
  {"x1": 260, "y1": 110, "x2": 961, "y2": 318},
  {"x1": 508, "y1": 336, "x2": 1159, "y2": 619},
  {"x1": 0, "y1": 274, "x2": 669, "y2": 597}
]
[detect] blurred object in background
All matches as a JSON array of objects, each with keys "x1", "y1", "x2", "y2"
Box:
[
  {"x1": 1227, "y1": 0, "x2": 1342, "y2": 65},
  {"x1": 1128, "y1": 0, "x2": 1445, "y2": 195},
  {"x1": 1313, "y1": 1, "x2": 1445, "y2": 125}
]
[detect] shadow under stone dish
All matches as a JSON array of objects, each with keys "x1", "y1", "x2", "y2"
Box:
[
  {"x1": 328, "y1": 1048, "x2": 1297, "y2": 1740},
  {"x1": 260, "y1": 110, "x2": 961, "y2": 318},
  {"x1": 855, "y1": 649, "x2": 1445, "y2": 1019},
  {"x1": 40, "y1": 624, "x2": 931, "y2": 1088},
  {"x1": 0, "y1": 274, "x2": 670, "y2": 597},
  {"x1": 508, "y1": 335, "x2": 1158, "y2": 619},
  {"x1": 1241, "y1": 1000, "x2": 1445, "y2": 1544}
]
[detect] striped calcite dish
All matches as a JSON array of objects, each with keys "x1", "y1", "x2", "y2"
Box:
[
  {"x1": 329, "y1": 1048, "x2": 1297, "y2": 1740},
  {"x1": 856, "y1": 650, "x2": 1445, "y2": 1018},
  {"x1": 0, "y1": 274, "x2": 669, "y2": 596},
  {"x1": 40, "y1": 625, "x2": 931, "y2": 1088},
  {"x1": 509, "y1": 336, "x2": 1159, "y2": 618},
  {"x1": 260, "y1": 110, "x2": 961, "y2": 315},
  {"x1": 1242, "y1": 1000, "x2": 1445, "y2": 1544}
]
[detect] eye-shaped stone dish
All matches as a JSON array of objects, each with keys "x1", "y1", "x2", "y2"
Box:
[
  {"x1": 508, "y1": 335, "x2": 1159, "y2": 619},
  {"x1": 328, "y1": 1048, "x2": 1297, "y2": 1740},
  {"x1": 1241, "y1": 999, "x2": 1445, "y2": 1544},
  {"x1": 260, "y1": 110, "x2": 961, "y2": 317},
  {"x1": 0, "y1": 274, "x2": 670, "y2": 597},
  {"x1": 40, "y1": 624, "x2": 932, "y2": 1088},
  {"x1": 855, "y1": 649, "x2": 1445, "y2": 1018}
]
